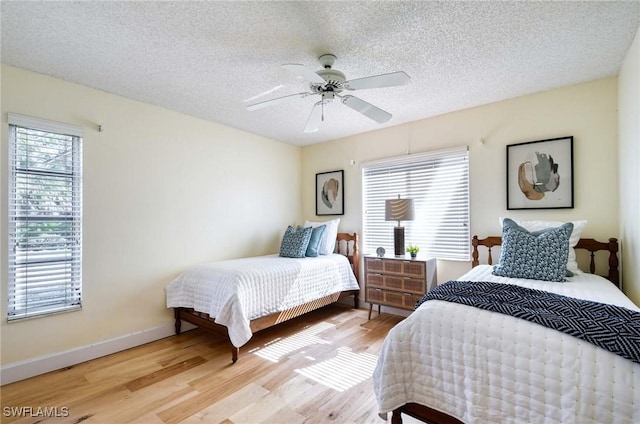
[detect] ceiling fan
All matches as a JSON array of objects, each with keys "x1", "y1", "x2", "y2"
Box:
[{"x1": 246, "y1": 54, "x2": 411, "y2": 133}]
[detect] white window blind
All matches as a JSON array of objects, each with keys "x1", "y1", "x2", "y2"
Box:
[
  {"x1": 362, "y1": 146, "x2": 470, "y2": 261},
  {"x1": 7, "y1": 113, "x2": 83, "y2": 320}
]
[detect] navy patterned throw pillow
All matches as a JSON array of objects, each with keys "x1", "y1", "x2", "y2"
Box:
[
  {"x1": 493, "y1": 218, "x2": 573, "y2": 282},
  {"x1": 279, "y1": 226, "x2": 313, "y2": 258}
]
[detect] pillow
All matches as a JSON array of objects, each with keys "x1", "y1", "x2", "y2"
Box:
[
  {"x1": 304, "y1": 218, "x2": 340, "y2": 255},
  {"x1": 500, "y1": 218, "x2": 587, "y2": 275},
  {"x1": 279, "y1": 226, "x2": 313, "y2": 258},
  {"x1": 300, "y1": 224, "x2": 326, "y2": 257},
  {"x1": 493, "y1": 218, "x2": 573, "y2": 282}
]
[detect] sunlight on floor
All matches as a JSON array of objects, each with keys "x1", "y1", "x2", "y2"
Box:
[
  {"x1": 294, "y1": 346, "x2": 379, "y2": 392},
  {"x1": 250, "y1": 321, "x2": 334, "y2": 362}
]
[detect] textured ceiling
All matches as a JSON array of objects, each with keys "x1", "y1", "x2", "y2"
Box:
[{"x1": 2, "y1": 1, "x2": 639, "y2": 146}]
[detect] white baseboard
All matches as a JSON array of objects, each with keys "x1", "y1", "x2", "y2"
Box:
[{"x1": 1, "y1": 321, "x2": 196, "y2": 385}]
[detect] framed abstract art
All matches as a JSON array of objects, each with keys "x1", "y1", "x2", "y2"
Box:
[
  {"x1": 316, "y1": 170, "x2": 344, "y2": 215},
  {"x1": 506, "y1": 136, "x2": 574, "y2": 210}
]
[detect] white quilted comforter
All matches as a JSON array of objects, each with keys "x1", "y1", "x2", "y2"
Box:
[
  {"x1": 166, "y1": 254, "x2": 359, "y2": 348},
  {"x1": 373, "y1": 265, "x2": 640, "y2": 423}
]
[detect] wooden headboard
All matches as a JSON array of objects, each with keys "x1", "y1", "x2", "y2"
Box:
[
  {"x1": 471, "y1": 235, "x2": 619, "y2": 286},
  {"x1": 336, "y1": 232, "x2": 359, "y2": 283}
]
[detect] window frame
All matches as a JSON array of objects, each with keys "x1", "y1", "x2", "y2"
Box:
[
  {"x1": 361, "y1": 146, "x2": 470, "y2": 261},
  {"x1": 7, "y1": 113, "x2": 83, "y2": 321}
]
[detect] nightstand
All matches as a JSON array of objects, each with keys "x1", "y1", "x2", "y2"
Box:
[{"x1": 364, "y1": 255, "x2": 437, "y2": 319}]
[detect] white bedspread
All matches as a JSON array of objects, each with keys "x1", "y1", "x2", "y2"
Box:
[
  {"x1": 373, "y1": 265, "x2": 640, "y2": 423},
  {"x1": 166, "y1": 254, "x2": 359, "y2": 348}
]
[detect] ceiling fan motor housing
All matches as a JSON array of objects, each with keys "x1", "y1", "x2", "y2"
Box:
[{"x1": 312, "y1": 68, "x2": 346, "y2": 94}]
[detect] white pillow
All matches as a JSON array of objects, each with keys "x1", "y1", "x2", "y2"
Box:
[
  {"x1": 304, "y1": 218, "x2": 340, "y2": 255},
  {"x1": 499, "y1": 218, "x2": 587, "y2": 275}
]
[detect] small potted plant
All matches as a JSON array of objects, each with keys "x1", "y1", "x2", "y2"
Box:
[{"x1": 406, "y1": 245, "x2": 420, "y2": 259}]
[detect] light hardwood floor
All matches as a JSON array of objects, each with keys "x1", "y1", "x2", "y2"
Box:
[{"x1": 1, "y1": 305, "x2": 410, "y2": 424}]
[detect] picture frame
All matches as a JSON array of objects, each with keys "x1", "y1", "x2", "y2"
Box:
[
  {"x1": 316, "y1": 170, "x2": 344, "y2": 216},
  {"x1": 506, "y1": 136, "x2": 574, "y2": 210}
]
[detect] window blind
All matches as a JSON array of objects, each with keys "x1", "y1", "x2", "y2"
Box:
[
  {"x1": 7, "y1": 113, "x2": 83, "y2": 320},
  {"x1": 362, "y1": 146, "x2": 470, "y2": 261}
]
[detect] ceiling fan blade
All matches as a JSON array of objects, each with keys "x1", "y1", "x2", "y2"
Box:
[
  {"x1": 243, "y1": 84, "x2": 285, "y2": 103},
  {"x1": 341, "y1": 95, "x2": 392, "y2": 124},
  {"x1": 304, "y1": 101, "x2": 324, "y2": 133},
  {"x1": 246, "y1": 92, "x2": 310, "y2": 111},
  {"x1": 343, "y1": 71, "x2": 411, "y2": 91},
  {"x1": 282, "y1": 64, "x2": 326, "y2": 85}
]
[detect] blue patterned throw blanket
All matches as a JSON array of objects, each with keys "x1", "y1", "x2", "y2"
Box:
[{"x1": 416, "y1": 281, "x2": 640, "y2": 364}]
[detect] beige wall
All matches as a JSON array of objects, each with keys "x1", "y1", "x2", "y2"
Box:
[
  {"x1": 619, "y1": 27, "x2": 640, "y2": 306},
  {"x1": 302, "y1": 78, "x2": 620, "y2": 298},
  {"x1": 0, "y1": 65, "x2": 302, "y2": 365}
]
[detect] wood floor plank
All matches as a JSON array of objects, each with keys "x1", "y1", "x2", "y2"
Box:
[
  {"x1": 179, "y1": 383, "x2": 269, "y2": 424},
  {"x1": 0, "y1": 305, "x2": 404, "y2": 424},
  {"x1": 103, "y1": 384, "x2": 197, "y2": 423},
  {"x1": 157, "y1": 359, "x2": 275, "y2": 424},
  {"x1": 226, "y1": 390, "x2": 287, "y2": 423},
  {"x1": 261, "y1": 406, "x2": 307, "y2": 424},
  {"x1": 125, "y1": 356, "x2": 207, "y2": 392}
]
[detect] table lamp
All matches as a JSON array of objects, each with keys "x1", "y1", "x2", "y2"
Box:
[{"x1": 385, "y1": 196, "x2": 415, "y2": 256}]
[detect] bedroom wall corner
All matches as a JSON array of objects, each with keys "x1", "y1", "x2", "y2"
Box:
[
  {"x1": 618, "y1": 25, "x2": 640, "y2": 306},
  {"x1": 0, "y1": 64, "x2": 302, "y2": 378}
]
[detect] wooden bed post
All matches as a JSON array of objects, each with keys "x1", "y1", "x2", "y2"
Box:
[
  {"x1": 608, "y1": 237, "x2": 620, "y2": 288},
  {"x1": 391, "y1": 409, "x2": 403, "y2": 424},
  {"x1": 336, "y1": 232, "x2": 360, "y2": 309},
  {"x1": 174, "y1": 308, "x2": 182, "y2": 334},
  {"x1": 353, "y1": 233, "x2": 360, "y2": 309},
  {"x1": 471, "y1": 235, "x2": 479, "y2": 267}
]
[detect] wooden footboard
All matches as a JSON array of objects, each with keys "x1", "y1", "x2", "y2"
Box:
[
  {"x1": 173, "y1": 232, "x2": 360, "y2": 363},
  {"x1": 391, "y1": 404, "x2": 462, "y2": 424}
]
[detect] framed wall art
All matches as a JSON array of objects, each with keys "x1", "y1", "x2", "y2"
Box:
[
  {"x1": 316, "y1": 170, "x2": 344, "y2": 215},
  {"x1": 506, "y1": 136, "x2": 574, "y2": 210}
]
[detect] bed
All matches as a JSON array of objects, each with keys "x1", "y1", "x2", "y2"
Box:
[
  {"x1": 167, "y1": 232, "x2": 360, "y2": 363},
  {"x1": 373, "y1": 231, "x2": 640, "y2": 424}
]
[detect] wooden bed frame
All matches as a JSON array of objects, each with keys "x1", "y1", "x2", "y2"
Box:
[
  {"x1": 173, "y1": 232, "x2": 360, "y2": 363},
  {"x1": 390, "y1": 235, "x2": 620, "y2": 424}
]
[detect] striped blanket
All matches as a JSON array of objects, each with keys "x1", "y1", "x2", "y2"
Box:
[{"x1": 417, "y1": 280, "x2": 640, "y2": 364}]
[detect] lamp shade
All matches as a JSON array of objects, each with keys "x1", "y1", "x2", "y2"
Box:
[{"x1": 385, "y1": 198, "x2": 415, "y2": 222}]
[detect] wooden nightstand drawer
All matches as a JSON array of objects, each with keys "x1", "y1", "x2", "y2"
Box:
[
  {"x1": 364, "y1": 256, "x2": 437, "y2": 319},
  {"x1": 366, "y1": 273, "x2": 425, "y2": 294},
  {"x1": 365, "y1": 258, "x2": 426, "y2": 279},
  {"x1": 366, "y1": 288, "x2": 423, "y2": 309}
]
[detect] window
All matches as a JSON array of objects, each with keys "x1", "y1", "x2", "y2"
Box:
[
  {"x1": 7, "y1": 113, "x2": 83, "y2": 320},
  {"x1": 362, "y1": 146, "x2": 470, "y2": 261}
]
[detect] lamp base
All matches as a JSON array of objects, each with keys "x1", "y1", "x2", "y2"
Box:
[{"x1": 394, "y1": 226, "x2": 405, "y2": 256}]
